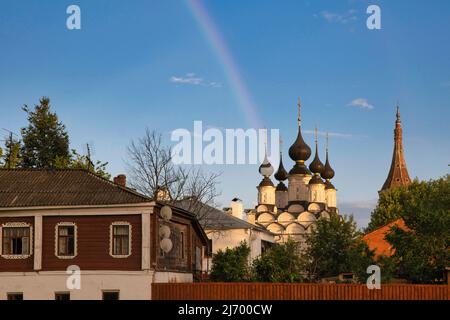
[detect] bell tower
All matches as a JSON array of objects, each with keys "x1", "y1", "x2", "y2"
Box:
[{"x1": 380, "y1": 106, "x2": 411, "y2": 192}]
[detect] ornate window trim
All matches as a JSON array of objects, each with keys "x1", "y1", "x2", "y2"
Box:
[
  {"x1": 55, "y1": 222, "x2": 78, "y2": 259},
  {"x1": 0, "y1": 222, "x2": 33, "y2": 259},
  {"x1": 109, "y1": 222, "x2": 132, "y2": 259}
]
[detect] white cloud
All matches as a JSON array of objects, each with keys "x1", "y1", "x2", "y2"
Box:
[
  {"x1": 347, "y1": 98, "x2": 374, "y2": 110},
  {"x1": 169, "y1": 73, "x2": 222, "y2": 88},
  {"x1": 319, "y1": 9, "x2": 358, "y2": 24}
]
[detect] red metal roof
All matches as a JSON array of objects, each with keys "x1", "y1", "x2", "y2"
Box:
[{"x1": 363, "y1": 218, "x2": 407, "y2": 258}]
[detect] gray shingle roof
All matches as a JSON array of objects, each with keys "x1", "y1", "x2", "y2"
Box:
[
  {"x1": 0, "y1": 169, "x2": 151, "y2": 208},
  {"x1": 173, "y1": 199, "x2": 271, "y2": 233}
]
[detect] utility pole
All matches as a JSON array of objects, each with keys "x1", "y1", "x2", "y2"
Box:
[
  {"x1": 7, "y1": 132, "x2": 13, "y2": 169},
  {"x1": 86, "y1": 143, "x2": 94, "y2": 172}
]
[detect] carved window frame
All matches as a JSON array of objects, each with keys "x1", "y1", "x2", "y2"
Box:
[{"x1": 0, "y1": 222, "x2": 33, "y2": 259}]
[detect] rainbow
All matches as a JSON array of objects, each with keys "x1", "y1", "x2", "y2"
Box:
[{"x1": 186, "y1": 0, "x2": 264, "y2": 129}]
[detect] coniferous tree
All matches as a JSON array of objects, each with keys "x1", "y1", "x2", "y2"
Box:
[
  {"x1": 1, "y1": 136, "x2": 21, "y2": 168},
  {"x1": 20, "y1": 97, "x2": 70, "y2": 168}
]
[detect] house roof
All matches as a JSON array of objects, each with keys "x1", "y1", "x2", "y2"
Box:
[
  {"x1": 0, "y1": 169, "x2": 151, "y2": 208},
  {"x1": 363, "y1": 218, "x2": 407, "y2": 258},
  {"x1": 173, "y1": 199, "x2": 271, "y2": 234}
]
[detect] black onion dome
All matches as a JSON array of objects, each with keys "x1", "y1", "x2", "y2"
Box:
[
  {"x1": 288, "y1": 128, "x2": 311, "y2": 162},
  {"x1": 321, "y1": 154, "x2": 335, "y2": 180},
  {"x1": 274, "y1": 153, "x2": 288, "y2": 181},
  {"x1": 309, "y1": 147, "x2": 324, "y2": 174}
]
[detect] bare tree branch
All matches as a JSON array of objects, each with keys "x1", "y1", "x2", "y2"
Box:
[{"x1": 126, "y1": 129, "x2": 222, "y2": 228}]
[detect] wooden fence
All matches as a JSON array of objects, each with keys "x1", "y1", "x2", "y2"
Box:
[{"x1": 152, "y1": 282, "x2": 449, "y2": 300}]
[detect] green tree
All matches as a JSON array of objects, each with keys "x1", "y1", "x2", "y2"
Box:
[
  {"x1": 55, "y1": 149, "x2": 111, "y2": 180},
  {"x1": 366, "y1": 186, "x2": 408, "y2": 232},
  {"x1": 20, "y1": 97, "x2": 70, "y2": 168},
  {"x1": 210, "y1": 242, "x2": 251, "y2": 282},
  {"x1": 252, "y1": 240, "x2": 304, "y2": 282},
  {"x1": 1, "y1": 137, "x2": 21, "y2": 168},
  {"x1": 304, "y1": 214, "x2": 375, "y2": 282},
  {"x1": 385, "y1": 175, "x2": 450, "y2": 283}
]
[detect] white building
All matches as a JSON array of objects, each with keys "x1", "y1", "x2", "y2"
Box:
[{"x1": 247, "y1": 98, "x2": 339, "y2": 244}]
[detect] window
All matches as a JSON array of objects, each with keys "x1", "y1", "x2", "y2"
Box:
[
  {"x1": 7, "y1": 293, "x2": 23, "y2": 300},
  {"x1": 2, "y1": 225, "x2": 31, "y2": 256},
  {"x1": 55, "y1": 292, "x2": 70, "y2": 300},
  {"x1": 110, "y1": 222, "x2": 131, "y2": 258},
  {"x1": 55, "y1": 223, "x2": 77, "y2": 259},
  {"x1": 58, "y1": 226, "x2": 75, "y2": 256},
  {"x1": 180, "y1": 231, "x2": 185, "y2": 259},
  {"x1": 102, "y1": 291, "x2": 119, "y2": 300}
]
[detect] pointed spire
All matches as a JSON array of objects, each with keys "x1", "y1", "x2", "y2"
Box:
[
  {"x1": 297, "y1": 97, "x2": 301, "y2": 127},
  {"x1": 380, "y1": 106, "x2": 411, "y2": 192}
]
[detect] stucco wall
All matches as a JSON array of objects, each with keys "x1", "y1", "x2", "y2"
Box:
[
  {"x1": 0, "y1": 271, "x2": 153, "y2": 300},
  {"x1": 0, "y1": 270, "x2": 193, "y2": 300}
]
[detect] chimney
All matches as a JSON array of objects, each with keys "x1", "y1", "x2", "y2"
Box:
[
  {"x1": 230, "y1": 198, "x2": 244, "y2": 220},
  {"x1": 114, "y1": 174, "x2": 126, "y2": 187}
]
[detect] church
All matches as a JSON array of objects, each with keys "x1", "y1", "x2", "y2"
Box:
[{"x1": 245, "y1": 98, "x2": 339, "y2": 244}]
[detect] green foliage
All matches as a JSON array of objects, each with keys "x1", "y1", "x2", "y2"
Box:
[
  {"x1": 365, "y1": 180, "x2": 418, "y2": 232},
  {"x1": 252, "y1": 240, "x2": 304, "y2": 282},
  {"x1": 385, "y1": 175, "x2": 450, "y2": 283},
  {"x1": 20, "y1": 97, "x2": 70, "y2": 168},
  {"x1": 210, "y1": 242, "x2": 251, "y2": 282},
  {"x1": 1, "y1": 137, "x2": 21, "y2": 169},
  {"x1": 304, "y1": 214, "x2": 375, "y2": 282},
  {"x1": 55, "y1": 149, "x2": 111, "y2": 180}
]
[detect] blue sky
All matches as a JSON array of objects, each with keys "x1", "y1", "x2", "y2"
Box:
[{"x1": 0, "y1": 0, "x2": 449, "y2": 228}]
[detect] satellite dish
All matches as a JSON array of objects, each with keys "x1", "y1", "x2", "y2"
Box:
[
  {"x1": 160, "y1": 238, "x2": 173, "y2": 253},
  {"x1": 159, "y1": 225, "x2": 171, "y2": 238},
  {"x1": 160, "y1": 206, "x2": 172, "y2": 221}
]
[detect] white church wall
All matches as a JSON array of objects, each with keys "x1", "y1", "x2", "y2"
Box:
[
  {"x1": 203, "y1": 228, "x2": 275, "y2": 272},
  {"x1": 288, "y1": 175, "x2": 311, "y2": 202}
]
